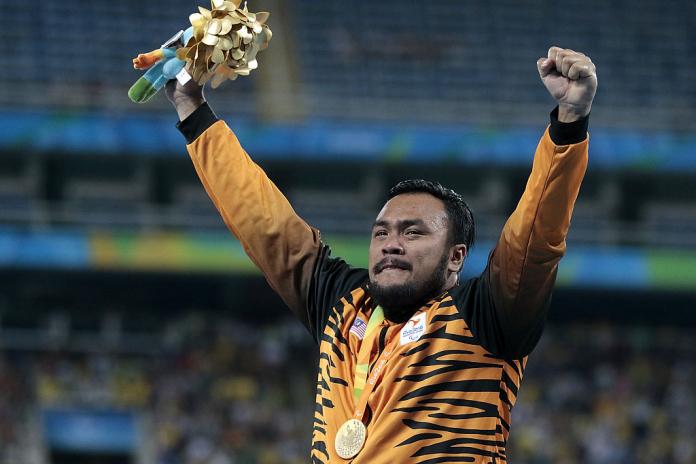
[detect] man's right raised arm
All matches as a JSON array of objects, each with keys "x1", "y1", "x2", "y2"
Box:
[{"x1": 167, "y1": 81, "x2": 367, "y2": 340}]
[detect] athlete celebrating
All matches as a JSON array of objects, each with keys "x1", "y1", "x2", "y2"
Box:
[{"x1": 167, "y1": 46, "x2": 597, "y2": 463}]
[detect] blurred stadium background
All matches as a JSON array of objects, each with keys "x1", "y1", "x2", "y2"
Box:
[{"x1": 1, "y1": 0, "x2": 695, "y2": 463}]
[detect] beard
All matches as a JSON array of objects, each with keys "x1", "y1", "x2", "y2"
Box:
[{"x1": 369, "y1": 253, "x2": 449, "y2": 323}]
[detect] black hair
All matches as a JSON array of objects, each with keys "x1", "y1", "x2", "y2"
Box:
[{"x1": 387, "y1": 179, "x2": 475, "y2": 250}]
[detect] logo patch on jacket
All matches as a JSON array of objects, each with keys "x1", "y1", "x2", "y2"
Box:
[
  {"x1": 400, "y1": 312, "x2": 427, "y2": 345},
  {"x1": 349, "y1": 316, "x2": 367, "y2": 340}
]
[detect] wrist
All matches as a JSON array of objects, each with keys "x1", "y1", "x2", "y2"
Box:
[
  {"x1": 558, "y1": 103, "x2": 591, "y2": 123},
  {"x1": 550, "y1": 106, "x2": 589, "y2": 145},
  {"x1": 176, "y1": 103, "x2": 219, "y2": 144}
]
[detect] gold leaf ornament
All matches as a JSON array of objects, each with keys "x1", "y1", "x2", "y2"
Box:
[
  {"x1": 255, "y1": 11, "x2": 269, "y2": 24},
  {"x1": 218, "y1": 36, "x2": 234, "y2": 51},
  {"x1": 202, "y1": 33, "x2": 219, "y2": 46},
  {"x1": 211, "y1": 47, "x2": 225, "y2": 64},
  {"x1": 198, "y1": 6, "x2": 212, "y2": 19},
  {"x1": 189, "y1": 13, "x2": 206, "y2": 29},
  {"x1": 176, "y1": 47, "x2": 189, "y2": 60},
  {"x1": 180, "y1": 0, "x2": 272, "y2": 87},
  {"x1": 219, "y1": 17, "x2": 233, "y2": 35},
  {"x1": 232, "y1": 48, "x2": 244, "y2": 60},
  {"x1": 207, "y1": 18, "x2": 222, "y2": 35}
]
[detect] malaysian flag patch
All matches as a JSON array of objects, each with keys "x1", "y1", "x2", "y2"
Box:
[{"x1": 349, "y1": 316, "x2": 368, "y2": 340}]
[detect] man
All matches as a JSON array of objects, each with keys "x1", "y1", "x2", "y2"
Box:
[{"x1": 167, "y1": 46, "x2": 596, "y2": 463}]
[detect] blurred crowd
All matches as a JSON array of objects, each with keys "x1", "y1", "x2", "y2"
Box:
[
  {"x1": 148, "y1": 316, "x2": 314, "y2": 464},
  {"x1": 0, "y1": 354, "x2": 30, "y2": 463},
  {"x1": 0, "y1": 314, "x2": 317, "y2": 464},
  {"x1": 0, "y1": 317, "x2": 694, "y2": 464},
  {"x1": 509, "y1": 324, "x2": 696, "y2": 464}
]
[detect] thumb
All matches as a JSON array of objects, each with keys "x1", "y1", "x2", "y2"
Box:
[{"x1": 537, "y1": 57, "x2": 553, "y2": 78}]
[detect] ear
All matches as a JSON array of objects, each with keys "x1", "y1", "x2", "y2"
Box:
[{"x1": 448, "y1": 244, "x2": 467, "y2": 274}]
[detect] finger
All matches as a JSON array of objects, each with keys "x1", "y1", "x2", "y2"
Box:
[
  {"x1": 547, "y1": 46, "x2": 563, "y2": 61},
  {"x1": 561, "y1": 55, "x2": 585, "y2": 77},
  {"x1": 567, "y1": 60, "x2": 596, "y2": 80},
  {"x1": 555, "y1": 50, "x2": 575, "y2": 75},
  {"x1": 559, "y1": 50, "x2": 587, "y2": 76},
  {"x1": 537, "y1": 57, "x2": 554, "y2": 78},
  {"x1": 545, "y1": 47, "x2": 559, "y2": 71}
]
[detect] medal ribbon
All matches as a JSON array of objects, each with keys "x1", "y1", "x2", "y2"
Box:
[{"x1": 351, "y1": 305, "x2": 400, "y2": 420}]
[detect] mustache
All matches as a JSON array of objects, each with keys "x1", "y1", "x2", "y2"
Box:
[{"x1": 374, "y1": 258, "x2": 412, "y2": 273}]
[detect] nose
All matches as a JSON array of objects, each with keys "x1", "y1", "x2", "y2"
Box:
[{"x1": 382, "y1": 236, "x2": 405, "y2": 255}]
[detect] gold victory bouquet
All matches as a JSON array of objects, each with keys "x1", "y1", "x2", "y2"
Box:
[{"x1": 129, "y1": 0, "x2": 272, "y2": 103}]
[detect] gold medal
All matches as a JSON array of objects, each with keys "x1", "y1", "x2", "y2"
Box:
[{"x1": 335, "y1": 419, "x2": 367, "y2": 459}]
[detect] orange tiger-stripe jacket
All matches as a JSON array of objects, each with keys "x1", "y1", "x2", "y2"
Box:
[{"x1": 177, "y1": 104, "x2": 589, "y2": 463}]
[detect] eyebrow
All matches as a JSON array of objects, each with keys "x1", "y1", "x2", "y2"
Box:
[{"x1": 372, "y1": 219, "x2": 428, "y2": 229}]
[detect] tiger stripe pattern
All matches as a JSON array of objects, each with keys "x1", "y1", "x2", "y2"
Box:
[{"x1": 312, "y1": 288, "x2": 526, "y2": 464}]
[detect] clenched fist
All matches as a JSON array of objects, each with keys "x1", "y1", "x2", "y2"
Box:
[{"x1": 538, "y1": 47, "x2": 597, "y2": 122}]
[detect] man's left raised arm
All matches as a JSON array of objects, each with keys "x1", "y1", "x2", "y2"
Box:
[{"x1": 471, "y1": 47, "x2": 597, "y2": 359}]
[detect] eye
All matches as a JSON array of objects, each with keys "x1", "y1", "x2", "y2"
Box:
[
  {"x1": 405, "y1": 229, "x2": 422, "y2": 236},
  {"x1": 373, "y1": 230, "x2": 387, "y2": 238}
]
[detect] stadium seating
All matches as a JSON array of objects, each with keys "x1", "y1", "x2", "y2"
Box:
[
  {"x1": 0, "y1": 0, "x2": 256, "y2": 113},
  {"x1": 293, "y1": 0, "x2": 696, "y2": 128},
  {"x1": 1, "y1": 0, "x2": 695, "y2": 128}
]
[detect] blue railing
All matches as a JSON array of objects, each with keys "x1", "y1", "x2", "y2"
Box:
[{"x1": 3, "y1": 109, "x2": 696, "y2": 170}]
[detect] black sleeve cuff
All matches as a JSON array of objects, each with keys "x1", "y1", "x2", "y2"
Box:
[
  {"x1": 549, "y1": 106, "x2": 589, "y2": 145},
  {"x1": 176, "y1": 102, "x2": 219, "y2": 144}
]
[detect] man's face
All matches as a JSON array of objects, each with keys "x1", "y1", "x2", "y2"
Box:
[{"x1": 368, "y1": 193, "x2": 453, "y2": 319}]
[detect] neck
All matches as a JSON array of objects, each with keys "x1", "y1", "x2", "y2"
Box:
[{"x1": 382, "y1": 304, "x2": 419, "y2": 323}]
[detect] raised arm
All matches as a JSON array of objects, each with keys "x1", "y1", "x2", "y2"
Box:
[
  {"x1": 458, "y1": 47, "x2": 597, "y2": 359},
  {"x1": 166, "y1": 80, "x2": 323, "y2": 329}
]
